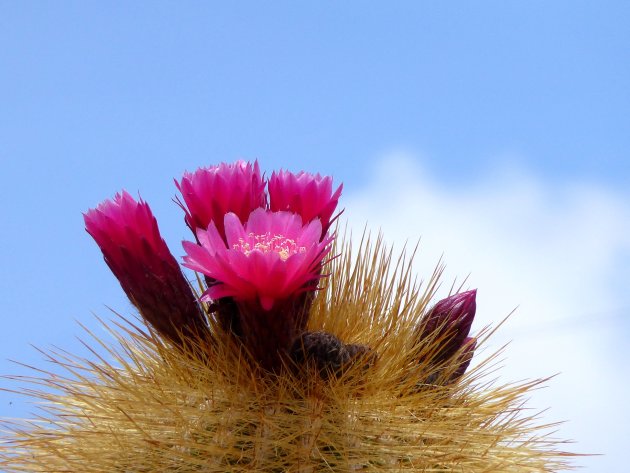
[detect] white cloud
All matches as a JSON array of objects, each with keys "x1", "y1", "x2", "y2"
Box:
[{"x1": 343, "y1": 152, "x2": 630, "y2": 472}]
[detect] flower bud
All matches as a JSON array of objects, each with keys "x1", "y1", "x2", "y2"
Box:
[
  {"x1": 416, "y1": 289, "x2": 476, "y2": 364},
  {"x1": 84, "y1": 191, "x2": 207, "y2": 344},
  {"x1": 449, "y1": 337, "x2": 477, "y2": 382}
]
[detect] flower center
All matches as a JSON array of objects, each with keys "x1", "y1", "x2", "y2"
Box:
[{"x1": 233, "y1": 232, "x2": 306, "y2": 261}]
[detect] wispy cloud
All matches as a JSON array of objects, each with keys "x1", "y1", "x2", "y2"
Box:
[{"x1": 343, "y1": 152, "x2": 630, "y2": 471}]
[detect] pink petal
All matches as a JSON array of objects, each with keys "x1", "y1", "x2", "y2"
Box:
[
  {"x1": 199, "y1": 223, "x2": 228, "y2": 252},
  {"x1": 223, "y1": 212, "x2": 247, "y2": 246},
  {"x1": 244, "y1": 207, "x2": 272, "y2": 234},
  {"x1": 297, "y1": 219, "x2": 322, "y2": 246}
]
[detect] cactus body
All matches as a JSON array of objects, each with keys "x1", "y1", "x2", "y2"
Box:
[{"x1": 1, "y1": 234, "x2": 574, "y2": 472}]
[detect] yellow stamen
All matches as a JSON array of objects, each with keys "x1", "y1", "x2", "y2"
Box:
[{"x1": 233, "y1": 232, "x2": 307, "y2": 261}]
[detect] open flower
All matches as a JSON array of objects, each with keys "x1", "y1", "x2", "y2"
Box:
[
  {"x1": 183, "y1": 208, "x2": 333, "y2": 370},
  {"x1": 176, "y1": 160, "x2": 266, "y2": 241},
  {"x1": 84, "y1": 191, "x2": 207, "y2": 343},
  {"x1": 268, "y1": 169, "x2": 342, "y2": 238},
  {"x1": 183, "y1": 208, "x2": 332, "y2": 311}
]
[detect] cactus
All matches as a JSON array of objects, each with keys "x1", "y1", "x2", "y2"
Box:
[{"x1": 0, "y1": 162, "x2": 575, "y2": 472}]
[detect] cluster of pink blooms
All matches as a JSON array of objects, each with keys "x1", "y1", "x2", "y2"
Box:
[
  {"x1": 84, "y1": 160, "x2": 476, "y2": 377},
  {"x1": 85, "y1": 161, "x2": 341, "y2": 370}
]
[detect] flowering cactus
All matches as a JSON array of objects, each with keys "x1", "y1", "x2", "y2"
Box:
[{"x1": 0, "y1": 161, "x2": 576, "y2": 472}]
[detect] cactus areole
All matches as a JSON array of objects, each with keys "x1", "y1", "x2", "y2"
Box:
[{"x1": 0, "y1": 160, "x2": 576, "y2": 472}]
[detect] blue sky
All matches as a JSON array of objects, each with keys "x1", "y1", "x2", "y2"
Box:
[{"x1": 1, "y1": 2, "x2": 628, "y2": 471}]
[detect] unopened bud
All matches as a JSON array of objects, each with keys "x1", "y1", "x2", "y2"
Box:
[
  {"x1": 416, "y1": 289, "x2": 476, "y2": 363},
  {"x1": 449, "y1": 337, "x2": 477, "y2": 382}
]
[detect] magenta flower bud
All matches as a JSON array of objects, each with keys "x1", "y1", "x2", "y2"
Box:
[
  {"x1": 268, "y1": 169, "x2": 343, "y2": 238},
  {"x1": 182, "y1": 208, "x2": 333, "y2": 370},
  {"x1": 84, "y1": 191, "x2": 207, "y2": 344},
  {"x1": 449, "y1": 337, "x2": 477, "y2": 381},
  {"x1": 176, "y1": 160, "x2": 267, "y2": 241},
  {"x1": 417, "y1": 289, "x2": 476, "y2": 363}
]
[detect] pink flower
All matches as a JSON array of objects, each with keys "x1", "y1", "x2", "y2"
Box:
[
  {"x1": 84, "y1": 191, "x2": 207, "y2": 343},
  {"x1": 183, "y1": 208, "x2": 333, "y2": 370},
  {"x1": 182, "y1": 208, "x2": 332, "y2": 311},
  {"x1": 268, "y1": 170, "x2": 342, "y2": 237},
  {"x1": 176, "y1": 160, "x2": 267, "y2": 241}
]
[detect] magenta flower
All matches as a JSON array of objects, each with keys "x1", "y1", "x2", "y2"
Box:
[
  {"x1": 176, "y1": 160, "x2": 267, "y2": 241},
  {"x1": 182, "y1": 208, "x2": 333, "y2": 370},
  {"x1": 84, "y1": 191, "x2": 207, "y2": 344},
  {"x1": 268, "y1": 170, "x2": 342, "y2": 237},
  {"x1": 183, "y1": 208, "x2": 332, "y2": 311}
]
